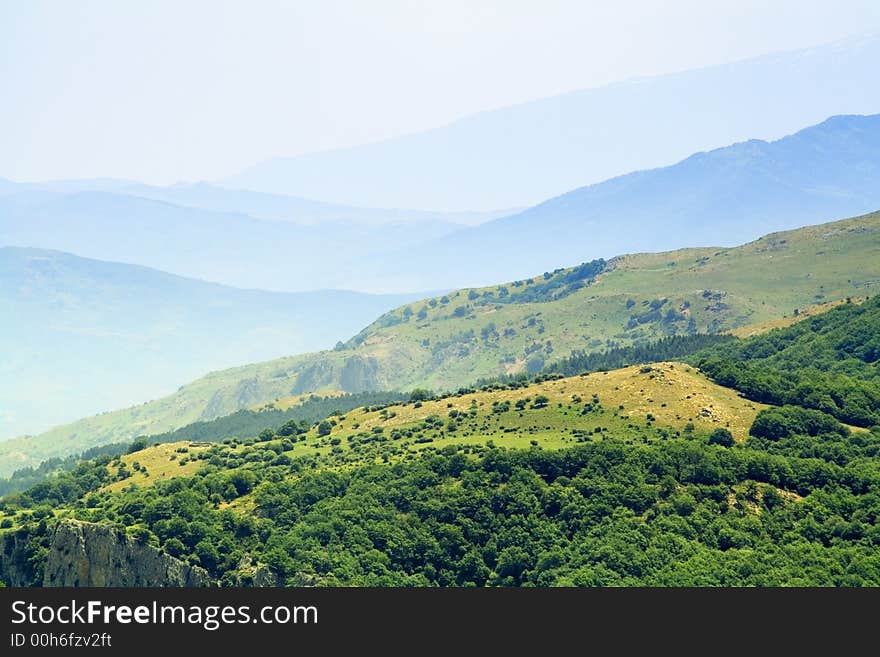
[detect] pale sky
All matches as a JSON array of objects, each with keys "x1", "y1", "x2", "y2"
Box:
[{"x1": 2, "y1": 0, "x2": 880, "y2": 185}]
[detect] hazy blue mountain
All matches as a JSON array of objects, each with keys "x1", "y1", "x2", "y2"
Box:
[
  {"x1": 0, "y1": 247, "x2": 423, "y2": 440},
  {"x1": 121, "y1": 183, "x2": 507, "y2": 226},
  {"x1": 227, "y1": 34, "x2": 880, "y2": 211},
  {"x1": 0, "y1": 190, "x2": 468, "y2": 291},
  {"x1": 5, "y1": 113, "x2": 880, "y2": 294},
  {"x1": 0, "y1": 179, "x2": 504, "y2": 227},
  {"x1": 365, "y1": 113, "x2": 880, "y2": 291}
]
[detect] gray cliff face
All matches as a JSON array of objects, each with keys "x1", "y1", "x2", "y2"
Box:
[
  {"x1": 43, "y1": 520, "x2": 212, "y2": 587},
  {"x1": 232, "y1": 554, "x2": 281, "y2": 587},
  {"x1": 1, "y1": 519, "x2": 211, "y2": 587}
]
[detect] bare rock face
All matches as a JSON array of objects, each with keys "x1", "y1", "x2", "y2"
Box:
[
  {"x1": 42, "y1": 520, "x2": 211, "y2": 587},
  {"x1": 2, "y1": 520, "x2": 291, "y2": 587},
  {"x1": 232, "y1": 553, "x2": 282, "y2": 587},
  {"x1": 339, "y1": 355, "x2": 380, "y2": 392}
]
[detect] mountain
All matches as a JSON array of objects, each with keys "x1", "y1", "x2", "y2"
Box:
[
  {"x1": 362, "y1": 113, "x2": 880, "y2": 290},
  {"x1": 0, "y1": 190, "x2": 466, "y2": 291},
  {"x1": 0, "y1": 247, "x2": 422, "y2": 444},
  {"x1": 0, "y1": 178, "x2": 504, "y2": 227},
  {"x1": 118, "y1": 182, "x2": 507, "y2": 227},
  {"x1": 5, "y1": 112, "x2": 880, "y2": 294},
  {"x1": 6, "y1": 210, "x2": 878, "y2": 475},
  {"x1": 227, "y1": 34, "x2": 880, "y2": 211}
]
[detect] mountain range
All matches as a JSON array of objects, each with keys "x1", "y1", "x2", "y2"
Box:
[
  {"x1": 0, "y1": 187, "x2": 478, "y2": 292},
  {"x1": 0, "y1": 178, "x2": 503, "y2": 227},
  {"x1": 366, "y1": 113, "x2": 880, "y2": 290},
  {"x1": 7, "y1": 14, "x2": 880, "y2": 592},
  {"x1": 227, "y1": 34, "x2": 880, "y2": 210},
  {"x1": 4, "y1": 113, "x2": 880, "y2": 293},
  {"x1": 3, "y1": 108, "x2": 880, "y2": 449}
]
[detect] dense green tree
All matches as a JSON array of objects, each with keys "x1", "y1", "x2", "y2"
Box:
[
  {"x1": 693, "y1": 297, "x2": 880, "y2": 426},
  {"x1": 708, "y1": 428, "x2": 734, "y2": 447},
  {"x1": 8, "y1": 423, "x2": 880, "y2": 587},
  {"x1": 409, "y1": 389, "x2": 432, "y2": 402}
]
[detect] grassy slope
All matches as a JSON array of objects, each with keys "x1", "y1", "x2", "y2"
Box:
[
  {"x1": 313, "y1": 362, "x2": 763, "y2": 448},
  {"x1": 52, "y1": 363, "x2": 763, "y2": 501},
  {"x1": 3, "y1": 211, "x2": 878, "y2": 474},
  {"x1": 100, "y1": 442, "x2": 211, "y2": 494},
  {"x1": 255, "y1": 392, "x2": 345, "y2": 412},
  {"x1": 726, "y1": 297, "x2": 866, "y2": 338}
]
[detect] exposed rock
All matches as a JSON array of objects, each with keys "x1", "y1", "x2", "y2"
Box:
[
  {"x1": 1, "y1": 519, "x2": 211, "y2": 587},
  {"x1": 42, "y1": 519, "x2": 212, "y2": 587},
  {"x1": 232, "y1": 554, "x2": 281, "y2": 587},
  {"x1": 290, "y1": 360, "x2": 336, "y2": 395},
  {"x1": 339, "y1": 355, "x2": 381, "y2": 392},
  {"x1": 200, "y1": 377, "x2": 263, "y2": 422},
  {"x1": 2, "y1": 520, "x2": 302, "y2": 587}
]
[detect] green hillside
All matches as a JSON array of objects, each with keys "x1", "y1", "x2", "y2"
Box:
[
  {"x1": 4, "y1": 302, "x2": 880, "y2": 585},
  {"x1": 1, "y1": 363, "x2": 764, "y2": 531},
  {"x1": 304, "y1": 362, "x2": 764, "y2": 451},
  {"x1": 4, "y1": 211, "x2": 879, "y2": 475},
  {"x1": 0, "y1": 391, "x2": 407, "y2": 495},
  {"x1": 692, "y1": 295, "x2": 880, "y2": 426},
  {"x1": 4, "y1": 362, "x2": 879, "y2": 586}
]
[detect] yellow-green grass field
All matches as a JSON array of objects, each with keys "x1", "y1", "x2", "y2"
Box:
[
  {"x1": 311, "y1": 362, "x2": 763, "y2": 451},
  {"x1": 100, "y1": 441, "x2": 211, "y2": 493}
]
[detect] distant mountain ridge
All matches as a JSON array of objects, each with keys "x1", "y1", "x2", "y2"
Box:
[
  {"x1": 0, "y1": 178, "x2": 504, "y2": 227},
  {"x1": 4, "y1": 113, "x2": 880, "y2": 294},
  {"x1": 363, "y1": 113, "x2": 880, "y2": 290},
  {"x1": 0, "y1": 189, "x2": 469, "y2": 292},
  {"x1": 227, "y1": 34, "x2": 880, "y2": 210}
]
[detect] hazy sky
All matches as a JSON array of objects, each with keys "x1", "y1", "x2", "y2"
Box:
[{"x1": 2, "y1": 0, "x2": 880, "y2": 185}]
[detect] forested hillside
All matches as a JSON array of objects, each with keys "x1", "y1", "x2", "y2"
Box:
[
  {"x1": 695, "y1": 296, "x2": 880, "y2": 426},
  {"x1": 0, "y1": 391, "x2": 406, "y2": 496},
  {"x1": 3, "y1": 395, "x2": 878, "y2": 586}
]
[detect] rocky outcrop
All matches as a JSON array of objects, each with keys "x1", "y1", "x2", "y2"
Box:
[
  {"x1": 231, "y1": 554, "x2": 282, "y2": 587},
  {"x1": 42, "y1": 520, "x2": 212, "y2": 587},
  {"x1": 1, "y1": 520, "x2": 211, "y2": 587},
  {"x1": 338, "y1": 355, "x2": 381, "y2": 392},
  {"x1": 1, "y1": 520, "x2": 300, "y2": 587}
]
